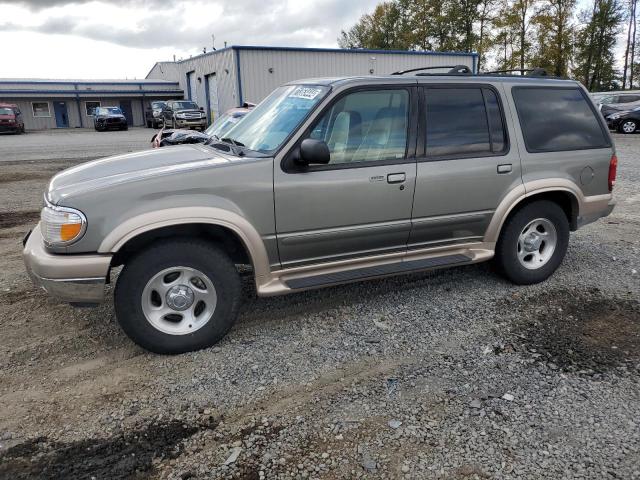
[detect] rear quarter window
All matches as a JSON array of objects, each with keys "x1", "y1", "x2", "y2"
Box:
[{"x1": 513, "y1": 87, "x2": 610, "y2": 152}]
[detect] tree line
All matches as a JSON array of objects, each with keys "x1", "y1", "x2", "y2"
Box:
[{"x1": 338, "y1": 0, "x2": 639, "y2": 91}]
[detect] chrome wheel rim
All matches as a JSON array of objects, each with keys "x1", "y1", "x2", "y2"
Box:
[
  {"x1": 517, "y1": 218, "x2": 557, "y2": 270},
  {"x1": 141, "y1": 266, "x2": 217, "y2": 335},
  {"x1": 622, "y1": 121, "x2": 636, "y2": 133}
]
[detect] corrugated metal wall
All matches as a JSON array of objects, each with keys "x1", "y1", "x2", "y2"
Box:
[
  {"x1": 146, "y1": 49, "x2": 239, "y2": 118},
  {"x1": 146, "y1": 47, "x2": 476, "y2": 113},
  {"x1": 238, "y1": 49, "x2": 475, "y2": 104}
]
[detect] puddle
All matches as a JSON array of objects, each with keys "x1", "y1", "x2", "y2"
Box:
[
  {"x1": 507, "y1": 289, "x2": 640, "y2": 374},
  {"x1": 0, "y1": 211, "x2": 40, "y2": 230},
  {"x1": 0, "y1": 418, "x2": 217, "y2": 480}
]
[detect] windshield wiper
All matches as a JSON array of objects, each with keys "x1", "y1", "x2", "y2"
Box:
[{"x1": 221, "y1": 137, "x2": 245, "y2": 147}]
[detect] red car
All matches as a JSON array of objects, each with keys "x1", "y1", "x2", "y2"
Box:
[{"x1": 0, "y1": 103, "x2": 25, "y2": 134}]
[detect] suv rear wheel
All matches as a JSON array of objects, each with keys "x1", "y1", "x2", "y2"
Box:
[
  {"x1": 495, "y1": 200, "x2": 569, "y2": 285},
  {"x1": 114, "y1": 239, "x2": 241, "y2": 354}
]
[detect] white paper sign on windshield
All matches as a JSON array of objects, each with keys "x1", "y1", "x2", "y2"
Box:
[{"x1": 289, "y1": 87, "x2": 322, "y2": 100}]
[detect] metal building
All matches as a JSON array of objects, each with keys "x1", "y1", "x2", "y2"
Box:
[
  {"x1": 146, "y1": 45, "x2": 478, "y2": 124},
  {"x1": 0, "y1": 79, "x2": 183, "y2": 130}
]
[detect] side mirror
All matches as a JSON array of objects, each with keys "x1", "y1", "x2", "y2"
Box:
[
  {"x1": 199, "y1": 107, "x2": 204, "y2": 111},
  {"x1": 297, "y1": 139, "x2": 330, "y2": 166}
]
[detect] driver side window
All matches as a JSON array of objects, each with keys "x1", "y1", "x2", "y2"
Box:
[{"x1": 309, "y1": 89, "x2": 409, "y2": 165}]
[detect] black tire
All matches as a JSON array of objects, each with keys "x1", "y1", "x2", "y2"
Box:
[
  {"x1": 122, "y1": 125, "x2": 128, "y2": 131},
  {"x1": 146, "y1": 120, "x2": 152, "y2": 128},
  {"x1": 618, "y1": 119, "x2": 637, "y2": 134},
  {"x1": 114, "y1": 239, "x2": 242, "y2": 354},
  {"x1": 495, "y1": 200, "x2": 569, "y2": 285}
]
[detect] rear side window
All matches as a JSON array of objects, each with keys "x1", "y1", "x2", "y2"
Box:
[
  {"x1": 425, "y1": 87, "x2": 507, "y2": 158},
  {"x1": 513, "y1": 87, "x2": 609, "y2": 152}
]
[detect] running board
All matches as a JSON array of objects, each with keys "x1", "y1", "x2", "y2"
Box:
[{"x1": 284, "y1": 253, "x2": 471, "y2": 290}]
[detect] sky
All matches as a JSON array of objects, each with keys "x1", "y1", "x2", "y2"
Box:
[{"x1": 0, "y1": 0, "x2": 380, "y2": 79}]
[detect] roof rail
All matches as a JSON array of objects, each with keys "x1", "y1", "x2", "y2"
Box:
[
  {"x1": 391, "y1": 65, "x2": 462, "y2": 75},
  {"x1": 482, "y1": 67, "x2": 549, "y2": 77}
]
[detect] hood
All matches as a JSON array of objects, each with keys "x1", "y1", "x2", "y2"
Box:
[
  {"x1": 98, "y1": 113, "x2": 126, "y2": 119},
  {"x1": 48, "y1": 144, "x2": 233, "y2": 203},
  {"x1": 175, "y1": 108, "x2": 202, "y2": 114}
]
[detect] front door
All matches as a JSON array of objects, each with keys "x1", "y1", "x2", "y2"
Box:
[
  {"x1": 274, "y1": 87, "x2": 418, "y2": 268},
  {"x1": 119, "y1": 100, "x2": 134, "y2": 126},
  {"x1": 408, "y1": 84, "x2": 522, "y2": 249},
  {"x1": 53, "y1": 101, "x2": 69, "y2": 128}
]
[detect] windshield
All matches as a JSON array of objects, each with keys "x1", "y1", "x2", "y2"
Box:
[
  {"x1": 222, "y1": 85, "x2": 330, "y2": 154},
  {"x1": 151, "y1": 101, "x2": 165, "y2": 109},
  {"x1": 0, "y1": 108, "x2": 14, "y2": 115},
  {"x1": 173, "y1": 101, "x2": 199, "y2": 110},
  {"x1": 205, "y1": 111, "x2": 247, "y2": 138},
  {"x1": 99, "y1": 107, "x2": 123, "y2": 115}
]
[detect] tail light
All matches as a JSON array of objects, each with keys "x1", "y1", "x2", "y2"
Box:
[{"x1": 608, "y1": 154, "x2": 618, "y2": 192}]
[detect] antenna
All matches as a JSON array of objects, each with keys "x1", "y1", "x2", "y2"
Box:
[{"x1": 212, "y1": 34, "x2": 216, "y2": 51}]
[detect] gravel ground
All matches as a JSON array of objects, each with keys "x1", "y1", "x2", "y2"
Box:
[{"x1": 0, "y1": 130, "x2": 638, "y2": 479}]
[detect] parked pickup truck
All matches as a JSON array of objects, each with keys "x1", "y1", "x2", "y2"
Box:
[{"x1": 24, "y1": 71, "x2": 616, "y2": 354}]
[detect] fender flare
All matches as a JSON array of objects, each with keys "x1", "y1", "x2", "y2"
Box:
[
  {"x1": 98, "y1": 206, "x2": 271, "y2": 281},
  {"x1": 484, "y1": 179, "x2": 594, "y2": 243}
]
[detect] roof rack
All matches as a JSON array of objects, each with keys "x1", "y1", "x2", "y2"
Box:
[
  {"x1": 391, "y1": 65, "x2": 472, "y2": 75},
  {"x1": 482, "y1": 67, "x2": 549, "y2": 77}
]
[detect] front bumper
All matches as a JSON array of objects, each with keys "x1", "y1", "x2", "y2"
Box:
[
  {"x1": 175, "y1": 118, "x2": 207, "y2": 129},
  {"x1": 23, "y1": 224, "x2": 112, "y2": 304},
  {"x1": 606, "y1": 118, "x2": 621, "y2": 130}
]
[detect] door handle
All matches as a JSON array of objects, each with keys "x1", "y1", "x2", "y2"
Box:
[
  {"x1": 497, "y1": 164, "x2": 512, "y2": 174},
  {"x1": 387, "y1": 173, "x2": 406, "y2": 184}
]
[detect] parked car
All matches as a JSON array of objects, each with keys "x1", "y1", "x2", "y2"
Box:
[
  {"x1": 145, "y1": 101, "x2": 166, "y2": 128},
  {"x1": 94, "y1": 107, "x2": 128, "y2": 131},
  {"x1": 598, "y1": 93, "x2": 640, "y2": 117},
  {"x1": 0, "y1": 103, "x2": 25, "y2": 134},
  {"x1": 24, "y1": 72, "x2": 616, "y2": 354},
  {"x1": 151, "y1": 105, "x2": 254, "y2": 148},
  {"x1": 161, "y1": 100, "x2": 207, "y2": 130},
  {"x1": 605, "y1": 106, "x2": 640, "y2": 133}
]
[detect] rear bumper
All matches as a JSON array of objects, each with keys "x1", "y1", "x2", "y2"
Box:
[
  {"x1": 23, "y1": 224, "x2": 112, "y2": 304},
  {"x1": 577, "y1": 194, "x2": 616, "y2": 228}
]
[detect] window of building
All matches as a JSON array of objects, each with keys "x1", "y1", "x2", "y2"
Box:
[
  {"x1": 425, "y1": 87, "x2": 507, "y2": 158},
  {"x1": 85, "y1": 101, "x2": 101, "y2": 116},
  {"x1": 308, "y1": 89, "x2": 409, "y2": 165},
  {"x1": 31, "y1": 102, "x2": 50, "y2": 118},
  {"x1": 513, "y1": 87, "x2": 610, "y2": 152}
]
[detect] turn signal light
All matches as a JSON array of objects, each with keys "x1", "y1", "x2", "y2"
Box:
[{"x1": 60, "y1": 223, "x2": 83, "y2": 242}]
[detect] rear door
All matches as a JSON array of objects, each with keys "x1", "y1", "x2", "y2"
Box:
[
  {"x1": 274, "y1": 86, "x2": 418, "y2": 268},
  {"x1": 408, "y1": 83, "x2": 522, "y2": 249}
]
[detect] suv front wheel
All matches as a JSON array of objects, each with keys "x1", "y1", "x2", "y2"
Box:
[
  {"x1": 114, "y1": 239, "x2": 241, "y2": 354},
  {"x1": 495, "y1": 200, "x2": 569, "y2": 285}
]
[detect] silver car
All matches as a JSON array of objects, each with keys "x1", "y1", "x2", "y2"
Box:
[{"x1": 24, "y1": 73, "x2": 616, "y2": 354}]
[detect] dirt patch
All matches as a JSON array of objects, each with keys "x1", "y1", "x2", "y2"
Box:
[
  {"x1": 0, "y1": 418, "x2": 217, "y2": 480},
  {"x1": 0, "y1": 173, "x2": 53, "y2": 184},
  {"x1": 0, "y1": 210, "x2": 40, "y2": 230},
  {"x1": 506, "y1": 289, "x2": 640, "y2": 374}
]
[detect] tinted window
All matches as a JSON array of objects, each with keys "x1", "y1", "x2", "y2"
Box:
[
  {"x1": 426, "y1": 88, "x2": 505, "y2": 157},
  {"x1": 309, "y1": 89, "x2": 409, "y2": 164},
  {"x1": 485, "y1": 89, "x2": 506, "y2": 152},
  {"x1": 513, "y1": 88, "x2": 609, "y2": 152}
]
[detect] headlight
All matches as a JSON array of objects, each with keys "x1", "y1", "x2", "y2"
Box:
[
  {"x1": 176, "y1": 113, "x2": 186, "y2": 119},
  {"x1": 608, "y1": 113, "x2": 621, "y2": 119},
  {"x1": 41, "y1": 201, "x2": 87, "y2": 246}
]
